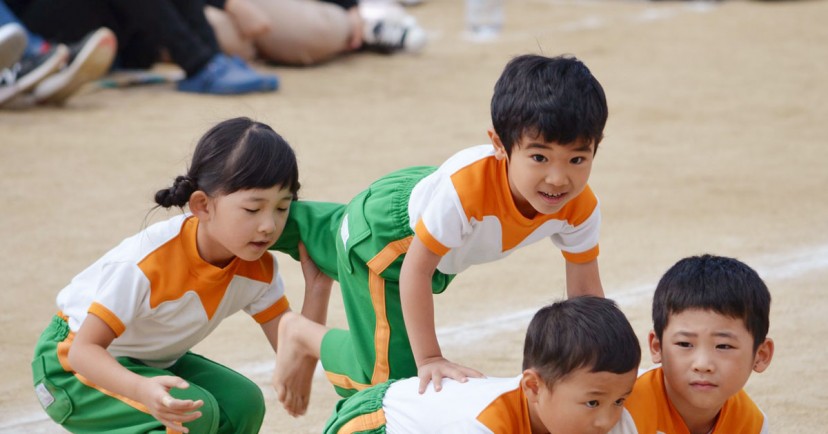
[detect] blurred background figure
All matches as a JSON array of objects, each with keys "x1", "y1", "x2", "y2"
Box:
[
  {"x1": 0, "y1": 6, "x2": 116, "y2": 108},
  {"x1": 206, "y1": 0, "x2": 426, "y2": 66},
  {"x1": 5, "y1": 0, "x2": 278, "y2": 95}
]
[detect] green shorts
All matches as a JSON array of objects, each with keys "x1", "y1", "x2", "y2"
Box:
[
  {"x1": 323, "y1": 380, "x2": 395, "y2": 434},
  {"x1": 32, "y1": 314, "x2": 264, "y2": 434},
  {"x1": 272, "y1": 166, "x2": 455, "y2": 397}
]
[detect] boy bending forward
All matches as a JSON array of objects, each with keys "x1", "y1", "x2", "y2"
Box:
[
  {"x1": 300, "y1": 296, "x2": 639, "y2": 433},
  {"x1": 272, "y1": 54, "x2": 610, "y2": 413}
]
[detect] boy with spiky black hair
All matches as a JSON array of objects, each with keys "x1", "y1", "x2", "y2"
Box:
[
  {"x1": 273, "y1": 296, "x2": 639, "y2": 433},
  {"x1": 611, "y1": 254, "x2": 774, "y2": 434}
]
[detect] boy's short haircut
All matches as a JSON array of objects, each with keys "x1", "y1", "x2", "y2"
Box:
[
  {"x1": 652, "y1": 254, "x2": 771, "y2": 351},
  {"x1": 490, "y1": 54, "x2": 608, "y2": 155},
  {"x1": 523, "y1": 296, "x2": 641, "y2": 385}
]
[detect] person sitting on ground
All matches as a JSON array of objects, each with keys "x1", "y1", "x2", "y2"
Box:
[
  {"x1": 281, "y1": 295, "x2": 640, "y2": 433},
  {"x1": 205, "y1": 0, "x2": 426, "y2": 66},
  {"x1": 0, "y1": 4, "x2": 115, "y2": 107},
  {"x1": 6, "y1": 0, "x2": 278, "y2": 95},
  {"x1": 609, "y1": 254, "x2": 775, "y2": 434}
]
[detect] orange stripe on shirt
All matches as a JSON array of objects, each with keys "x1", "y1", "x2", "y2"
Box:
[
  {"x1": 446, "y1": 155, "x2": 598, "y2": 252},
  {"x1": 138, "y1": 217, "x2": 275, "y2": 320},
  {"x1": 562, "y1": 244, "x2": 599, "y2": 264},
  {"x1": 476, "y1": 385, "x2": 532, "y2": 433},
  {"x1": 252, "y1": 296, "x2": 290, "y2": 324},
  {"x1": 89, "y1": 302, "x2": 126, "y2": 337},
  {"x1": 415, "y1": 219, "x2": 450, "y2": 256}
]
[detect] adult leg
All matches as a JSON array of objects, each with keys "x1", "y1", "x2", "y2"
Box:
[
  {"x1": 207, "y1": 0, "x2": 351, "y2": 66},
  {"x1": 108, "y1": 0, "x2": 215, "y2": 75}
]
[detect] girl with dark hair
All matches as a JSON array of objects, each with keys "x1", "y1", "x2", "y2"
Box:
[{"x1": 31, "y1": 117, "x2": 327, "y2": 433}]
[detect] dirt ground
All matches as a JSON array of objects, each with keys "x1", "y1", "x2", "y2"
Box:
[{"x1": 2, "y1": 0, "x2": 827, "y2": 432}]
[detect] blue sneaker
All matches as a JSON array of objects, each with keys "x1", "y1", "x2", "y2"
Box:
[{"x1": 177, "y1": 54, "x2": 278, "y2": 95}]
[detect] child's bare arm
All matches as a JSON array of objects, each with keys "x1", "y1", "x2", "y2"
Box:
[
  {"x1": 298, "y1": 242, "x2": 333, "y2": 324},
  {"x1": 565, "y1": 258, "x2": 604, "y2": 298},
  {"x1": 69, "y1": 315, "x2": 203, "y2": 432},
  {"x1": 401, "y1": 237, "x2": 484, "y2": 394}
]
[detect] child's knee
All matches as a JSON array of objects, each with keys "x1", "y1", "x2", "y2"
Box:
[{"x1": 218, "y1": 376, "x2": 265, "y2": 433}]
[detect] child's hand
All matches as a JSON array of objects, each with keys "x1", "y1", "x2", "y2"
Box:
[
  {"x1": 139, "y1": 376, "x2": 204, "y2": 433},
  {"x1": 273, "y1": 355, "x2": 317, "y2": 417},
  {"x1": 416, "y1": 356, "x2": 485, "y2": 394}
]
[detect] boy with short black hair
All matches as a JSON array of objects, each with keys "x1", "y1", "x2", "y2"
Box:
[
  {"x1": 272, "y1": 54, "x2": 610, "y2": 414},
  {"x1": 610, "y1": 254, "x2": 774, "y2": 434},
  {"x1": 292, "y1": 295, "x2": 640, "y2": 433}
]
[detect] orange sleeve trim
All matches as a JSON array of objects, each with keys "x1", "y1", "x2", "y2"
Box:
[
  {"x1": 562, "y1": 244, "x2": 599, "y2": 264},
  {"x1": 252, "y1": 296, "x2": 290, "y2": 324},
  {"x1": 88, "y1": 302, "x2": 126, "y2": 337},
  {"x1": 414, "y1": 219, "x2": 449, "y2": 256},
  {"x1": 337, "y1": 408, "x2": 386, "y2": 434}
]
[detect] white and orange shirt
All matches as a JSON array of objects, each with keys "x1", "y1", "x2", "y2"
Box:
[
  {"x1": 409, "y1": 145, "x2": 600, "y2": 275},
  {"x1": 56, "y1": 214, "x2": 289, "y2": 368},
  {"x1": 609, "y1": 367, "x2": 768, "y2": 434},
  {"x1": 383, "y1": 376, "x2": 531, "y2": 433}
]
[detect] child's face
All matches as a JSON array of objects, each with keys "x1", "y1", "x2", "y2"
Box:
[
  {"x1": 650, "y1": 309, "x2": 773, "y2": 424},
  {"x1": 490, "y1": 130, "x2": 594, "y2": 219},
  {"x1": 194, "y1": 184, "x2": 294, "y2": 266},
  {"x1": 523, "y1": 367, "x2": 636, "y2": 434}
]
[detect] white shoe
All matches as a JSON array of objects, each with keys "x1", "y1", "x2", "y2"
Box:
[
  {"x1": 360, "y1": 2, "x2": 427, "y2": 54},
  {"x1": 0, "y1": 23, "x2": 27, "y2": 71},
  {"x1": 34, "y1": 27, "x2": 117, "y2": 105}
]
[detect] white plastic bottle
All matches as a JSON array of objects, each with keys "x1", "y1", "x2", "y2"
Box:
[{"x1": 465, "y1": 0, "x2": 504, "y2": 41}]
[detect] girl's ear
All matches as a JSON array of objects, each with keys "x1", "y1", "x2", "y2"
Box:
[
  {"x1": 648, "y1": 330, "x2": 663, "y2": 364},
  {"x1": 752, "y1": 338, "x2": 774, "y2": 373},
  {"x1": 520, "y1": 368, "x2": 543, "y2": 404},
  {"x1": 188, "y1": 191, "x2": 210, "y2": 220},
  {"x1": 488, "y1": 129, "x2": 508, "y2": 161}
]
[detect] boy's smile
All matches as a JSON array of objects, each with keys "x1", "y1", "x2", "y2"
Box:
[{"x1": 490, "y1": 130, "x2": 594, "y2": 218}]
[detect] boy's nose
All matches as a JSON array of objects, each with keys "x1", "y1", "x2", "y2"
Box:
[
  {"x1": 691, "y1": 350, "x2": 715, "y2": 373},
  {"x1": 545, "y1": 168, "x2": 568, "y2": 186}
]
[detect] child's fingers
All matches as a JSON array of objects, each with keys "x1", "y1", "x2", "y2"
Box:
[{"x1": 417, "y1": 374, "x2": 432, "y2": 394}]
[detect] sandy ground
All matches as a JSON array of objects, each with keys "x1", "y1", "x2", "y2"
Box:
[{"x1": 2, "y1": 0, "x2": 827, "y2": 432}]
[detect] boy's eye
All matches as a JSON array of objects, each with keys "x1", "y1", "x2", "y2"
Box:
[
  {"x1": 676, "y1": 342, "x2": 692, "y2": 348},
  {"x1": 531, "y1": 154, "x2": 547, "y2": 163},
  {"x1": 244, "y1": 208, "x2": 259, "y2": 214},
  {"x1": 570, "y1": 156, "x2": 585, "y2": 164},
  {"x1": 585, "y1": 400, "x2": 599, "y2": 408},
  {"x1": 614, "y1": 398, "x2": 626, "y2": 407},
  {"x1": 716, "y1": 344, "x2": 734, "y2": 350}
]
